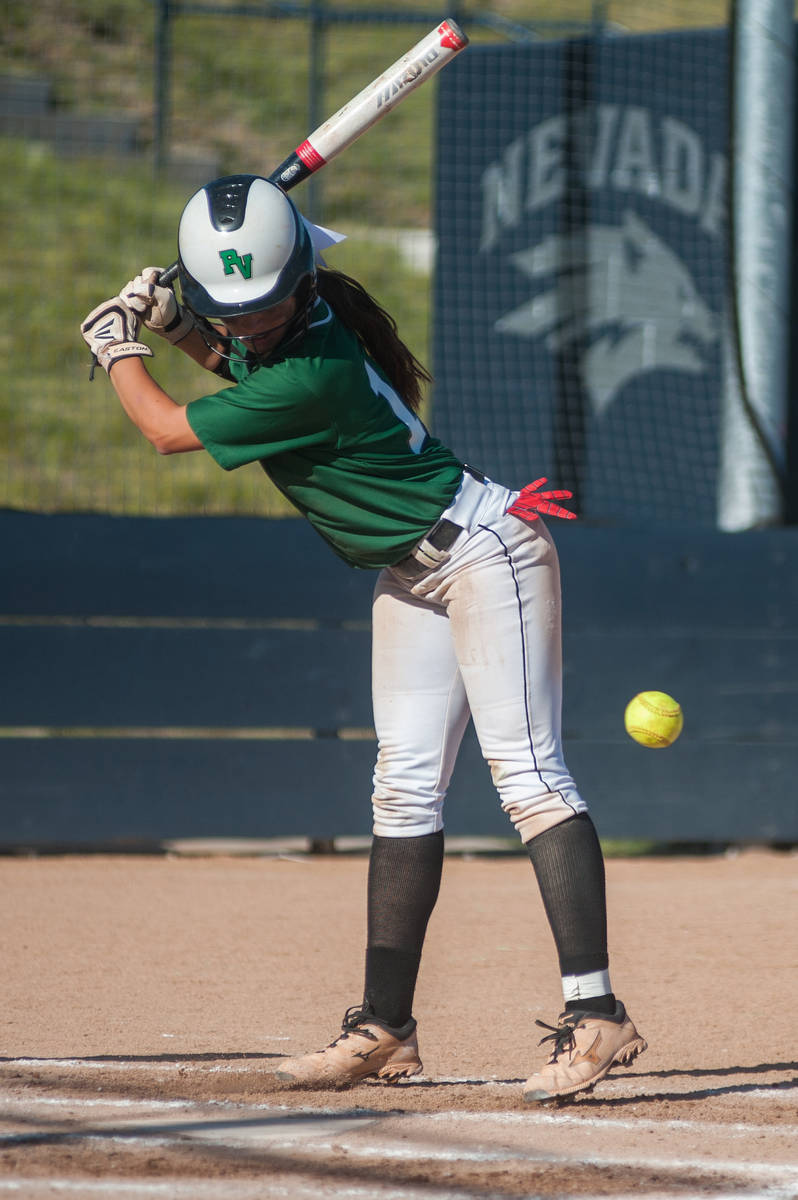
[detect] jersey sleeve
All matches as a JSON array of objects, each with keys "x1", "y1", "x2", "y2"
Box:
[{"x1": 186, "y1": 362, "x2": 333, "y2": 471}]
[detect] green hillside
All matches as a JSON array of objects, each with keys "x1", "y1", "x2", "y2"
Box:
[{"x1": 2, "y1": 0, "x2": 728, "y2": 515}]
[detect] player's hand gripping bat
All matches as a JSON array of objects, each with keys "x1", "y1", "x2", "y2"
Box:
[
  {"x1": 159, "y1": 19, "x2": 468, "y2": 286},
  {"x1": 86, "y1": 20, "x2": 468, "y2": 376}
]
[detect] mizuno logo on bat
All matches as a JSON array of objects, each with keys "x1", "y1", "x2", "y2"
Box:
[
  {"x1": 219, "y1": 249, "x2": 254, "y2": 278},
  {"x1": 376, "y1": 49, "x2": 439, "y2": 108}
]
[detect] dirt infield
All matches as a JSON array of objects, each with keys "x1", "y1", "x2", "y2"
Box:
[{"x1": 1, "y1": 847, "x2": 797, "y2": 1197}]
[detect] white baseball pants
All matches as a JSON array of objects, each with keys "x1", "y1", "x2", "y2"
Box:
[{"x1": 371, "y1": 472, "x2": 587, "y2": 841}]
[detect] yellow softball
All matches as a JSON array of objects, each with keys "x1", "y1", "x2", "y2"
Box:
[{"x1": 624, "y1": 691, "x2": 683, "y2": 748}]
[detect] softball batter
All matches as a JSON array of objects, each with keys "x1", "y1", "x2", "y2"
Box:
[{"x1": 81, "y1": 174, "x2": 646, "y2": 1102}]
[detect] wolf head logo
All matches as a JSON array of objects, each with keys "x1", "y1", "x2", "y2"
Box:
[{"x1": 495, "y1": 210, "x2": 719, "y2": 416}]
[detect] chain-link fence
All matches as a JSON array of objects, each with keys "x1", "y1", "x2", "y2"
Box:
[{"x1": 3, "y1": 1, "x2": 734, "y2": 517}]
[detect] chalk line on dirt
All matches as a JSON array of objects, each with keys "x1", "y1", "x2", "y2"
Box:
[
  {"x1": 1, "y1": 1091, "x2": 797, "y2": 1195},
  {"x1": 0, "y1": 1184, "x2": 789, "y2": 1200}
]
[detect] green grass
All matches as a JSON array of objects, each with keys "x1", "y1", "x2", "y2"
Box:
[
  {"x1": 1, "y1": 137, "x2": 433, "y2": 515},
  {"x1": 2, "y1": 0, "x2": 730, "y2": 515}
]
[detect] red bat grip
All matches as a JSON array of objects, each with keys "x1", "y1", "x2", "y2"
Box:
[{"x1": 93, "y1": 19, "x2": 468, "y2": 354}]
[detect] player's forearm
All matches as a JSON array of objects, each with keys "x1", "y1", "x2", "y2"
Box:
[
  {"x1": 170, "y1": 324, "x2": 227, "y2": 374},
  {"x1": 108, "y1": 358, "x2": 203, "y2": 455}
]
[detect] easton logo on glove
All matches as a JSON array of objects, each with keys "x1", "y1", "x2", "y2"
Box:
[
  {"x1": 81, "y1": 298, "x2": 153, "y2": 378},
  {"x1": 82, "y1": 303, "x2": 137, "y2": 342},
  {"x1": 92, "y1": 312, "x2": 127, "y2": 343}
]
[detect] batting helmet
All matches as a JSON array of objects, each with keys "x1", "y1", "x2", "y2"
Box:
[{"x1": 177, "y1": 174, "x2": 316, "y2": 360}]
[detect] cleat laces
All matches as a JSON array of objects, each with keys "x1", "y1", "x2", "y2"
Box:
[
  {"x1": 535, "y1": 1017, "x2": 578, "y2": 1061},
  {"x1": 336, "y1": 1004, "x2": 380, "y2": 1043}
]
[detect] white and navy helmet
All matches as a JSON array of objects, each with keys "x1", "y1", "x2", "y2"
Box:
[{"x1": 177, "y1": 174, "x2": 316, "y2": 358}]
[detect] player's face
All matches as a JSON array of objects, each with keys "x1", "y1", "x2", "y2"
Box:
[{"x1": 211, "y1": 296, "x2": 299, "y2": 357}]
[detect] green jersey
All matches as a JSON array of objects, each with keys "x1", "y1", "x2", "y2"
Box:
[{"x1": 186, "y1": 299, "x2": 464, "y2": 569}]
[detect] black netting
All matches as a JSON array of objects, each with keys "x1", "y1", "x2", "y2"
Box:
[{"x1": 433, "y1": 30, "x2": 731, "y2": 526}]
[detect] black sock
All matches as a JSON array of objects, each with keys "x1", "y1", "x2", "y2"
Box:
[
  {"x1": 363, "y1": 831, "x2": 444, "y2": 1028},
  {"x1": 565, "y1": 994, "x2": 616, "y2": 1016},
  {"x1": 525, "y1": 814, "x2": 609, "y2": 977},
  {"x1": 363, "y1": 947, "x2": 421, "y2": 1029}
]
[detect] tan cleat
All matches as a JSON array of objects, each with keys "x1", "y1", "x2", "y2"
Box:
[
  {"x1": 274, "y1": 1005, "x2": 423, "y2": 1089},
  {"x1": 523, "y1": 1001, "x2": 647, "y2": 1103}
]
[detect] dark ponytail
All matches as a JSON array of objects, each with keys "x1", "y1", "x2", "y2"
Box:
[{"x1": 317, "y1": 268, "x2": 431, "y2": 412}]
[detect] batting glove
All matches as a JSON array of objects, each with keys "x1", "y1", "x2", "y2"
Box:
[
  {"x1": 506, "y1": 478, "x2": 577, "y2": 521},
  {"x1": 81, "y1": 298, "x2": 154, "y2": 377},
  {"x1": 120, "y1": 267, "x2": 195, "y2": 344}
]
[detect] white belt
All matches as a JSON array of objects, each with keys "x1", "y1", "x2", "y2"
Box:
[{"x1": 438, "y1": 466, "x2": 491, "y2": 533}]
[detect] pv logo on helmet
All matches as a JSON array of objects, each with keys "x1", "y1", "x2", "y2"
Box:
[{"x1": 219, "y1": 249, "x2": 254, "y2": 279}]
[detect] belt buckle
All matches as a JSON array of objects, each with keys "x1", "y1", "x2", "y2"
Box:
[
  {"x1": 411, "y1": 518, "x2": 462, "y2": 569},
  {"x1": 395, "y1": 518, "x2": 462, "y2": 576}
]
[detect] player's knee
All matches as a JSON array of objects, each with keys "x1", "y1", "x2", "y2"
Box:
[
  {"x1": 501, "y1": 790, "x2": 588, "y2": 844},
  {"x1": 371, "y1": 789, "x2": 443, "y2": 837}
]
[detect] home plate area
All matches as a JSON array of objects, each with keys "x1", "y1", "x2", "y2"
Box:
[
  {"x1": 1, "y1": 1057, "x2": 796, "y2": 1199},
  {"x1": 3, "y1": 852, "x2": 797, "y2": 1197}
]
